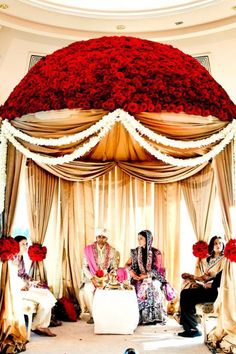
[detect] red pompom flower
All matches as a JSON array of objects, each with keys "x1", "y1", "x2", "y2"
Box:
[
  {"x1": 96, "y1": 269, "x2": 104, "y2": 278},
  {"x1": 0, "y1": 236, "x2": 20, "y2": 262},
  {"x1": 192, "y1": 241, "x2": 209, "y2": 259},
  {"x1": 224, "y1": 239, "x2": 236, "y2": 262},
  {"x1": 28, "y1": 243, "x2": 47, "y2": 262}
]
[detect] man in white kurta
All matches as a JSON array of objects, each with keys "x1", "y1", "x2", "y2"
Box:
[
  {"x1": 14, "y1": 235, "x2": 57, "y2": 337},
  {"x1": 82, "y1": 228, "x2": 119, "y2": 323}
]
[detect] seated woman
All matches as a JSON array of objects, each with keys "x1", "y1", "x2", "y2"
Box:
[
  {"x1": 125, "y1": 230, "x2": 168, "y2": 325},
  {"x1": 178, "y1": 270, "x2": 223, "y2": 338},
  {"x1": 181, "y1": 235, "x2": 225, "y2": 289},
  {"x1": 13, "y1": 235, "x2": 57, "y2": 337}
]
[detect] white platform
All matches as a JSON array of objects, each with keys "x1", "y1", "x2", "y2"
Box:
[{"x1": 93, "y1": 288, "x2": 139, "y2": 334}]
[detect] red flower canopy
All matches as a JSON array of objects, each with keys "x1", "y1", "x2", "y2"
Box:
[{"x1": 0, "y1": 36, "x2": 235, "y2": 121}]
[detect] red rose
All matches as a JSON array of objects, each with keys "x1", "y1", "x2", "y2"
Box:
[
  {"x1": 0, "y1": 236, "x2": 20, "y2": 262},
  {"x1": 0, "y1": 36, "x2": 235, "y2": 121},
  {"x1": 127, "y1": 102, "x2": 139, "y2": 114},
  {"x1": 192, "y1": 241, "x2": 209, "y2": 259},
  {"x1": 224, "y1": 239, "x2": 236, "y2": 262},
  {"x1": 102, "y1": 99, "x2": 116, "y2": 111},
  {"x1": 96, "y1": 269, "x2": 104, "y2": 278},
  {"x1": 28, "y1": 243, "x2": 47, "y2": 262}
]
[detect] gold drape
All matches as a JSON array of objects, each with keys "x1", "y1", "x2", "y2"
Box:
[
  {"x1": 214, "y1": 143, "x2": 234, "y2": 238},
  {"x1": 2, "y1": 145, "x2": 23, "y2": 236},
  {"x1": 0, "y1": 144, "x2": 27, "y2": 353},
  {"x1": 59, "y1": 179, "x2": 94, "y2": 301},
  {"x1": 153, "y1": 182, "x2": 181, "y2": 291},
  {"x1": 11, "y1": 110, "x2": 226, "y2": 181},
  {"x1": 3, "y1": 109, "x2": 234, "y2": 351},
  {"x1": 208, "y1": 142, "x2": 236, "y2": 353},
  {"x1": 44, "y1": 167, "x2": 181, "y2": 301},
  {"x1": 26, "y1": 160, "x2": 57, "y2": 282},
  {"x1": 181, "y1": 164, "x2": 216, "y2": 276},
  {"x1": 11, "y1": 110, "x2": 226, "y2": 183}
]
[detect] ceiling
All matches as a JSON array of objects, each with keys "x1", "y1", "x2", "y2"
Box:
[{"x1": 0, "y1": 0, "x2": 236, "y2": 40}]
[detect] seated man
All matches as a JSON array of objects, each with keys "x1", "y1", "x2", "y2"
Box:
[
  {"x1": 82, "y1": 228, "x2": 119, "y2": 324},
  {"x1": 14, "y1": 235, "x2": 57, "y2": 337},
  {"x1": 178, "y1": 270, "x2": 222, "y2": 337}
]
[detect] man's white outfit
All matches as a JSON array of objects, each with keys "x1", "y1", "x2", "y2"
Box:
[{"x1": 82, "y1": 240, "x2": 119, "y2": 316}]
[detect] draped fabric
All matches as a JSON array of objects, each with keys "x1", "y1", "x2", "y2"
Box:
[
  {"x1": 2, "y1": 145, "x2": 23, "y2": 237},
  {"x1": 153, "y1": 183, "x2": 181, "y2": 291},
  {"x1": 10, "y1": 109, "x2": 226, "y2": 185},
  {"x1": 1, "y1": 109, "x2": 235, "y2": 352},
  {"x1": 214, "y1": 143, "x2": 234, "y2": 239},
  {"x1": 59, "y1": 179, "x2": 93, "y2": 301},
  {"x1": 208, "y1": 142, "x2": 236, "y2": 353},
  {"x1": 43, "y1": 167, "x2": 181, "y2": 301},
  {"x1": 0, "y1": 144, "x2": 27, "y2": 353},
  {"x1": 181, "y1": 164, "x2": 216, "y2": 276},
  {"x1": 26, "y1": 160, "x2": 57, "y2": 282}
]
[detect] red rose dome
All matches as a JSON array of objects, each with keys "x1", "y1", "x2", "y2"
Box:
[{"x1": 0, "y1": 36, "x2": 235, "y2": 121}]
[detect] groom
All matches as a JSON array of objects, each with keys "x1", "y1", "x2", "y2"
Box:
[{"x1": 82, "y1": 228, "x2": 119, "y2": 323}]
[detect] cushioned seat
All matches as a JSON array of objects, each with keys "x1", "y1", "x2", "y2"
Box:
[{"x1": 22, "y1": 299, "x2": 38, "y2": 340}]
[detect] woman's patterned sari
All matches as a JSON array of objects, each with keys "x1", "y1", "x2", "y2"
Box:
[{"x1": 130, "y1": 233, "x2": 167, "y2": 325}]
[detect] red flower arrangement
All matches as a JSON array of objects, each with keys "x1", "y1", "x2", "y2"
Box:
[
  {"x1": 0, "y1": 36, "x2": 235, "y2": 121},
  {"x1": 0, "y1": 236, "x2": 20, "y2": 262},
  {"x1": 28, "y1": 243, "x2": 47, "y2": 262},
  {"x1": 96, "y1": 268, "x2": 104, "y2": 278},
  {"x1": 224, "y1": 239, "x2": 236, "y2": 262},
  {"x1": 192, "y1": 240, "x2": 209, "y2": 259}
]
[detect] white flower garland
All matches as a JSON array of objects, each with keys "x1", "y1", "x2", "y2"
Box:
[
  {"x1": 2, "y1": 109, "x2": 235, "y2": 168},
  {"x1": 0, "y1": 130, "x2": 8, "y2": 214},
  {"x1": 121, "y1": 115, "x2": 235, "y2": 167},
  {"x1": 1, "y1": 108, "x2": 235, "y2": 213},
  {"x1": 119, "y1": 110, "x2": 236, "y2": 149},
  {"x1": 2, "y1": 110, "x2": 117, "y2": 146},
  {"x1": 3, "y1": 117, "x2": 117, "y2": 165},
  {"x1": 2, "y1": 109, "x2": 236, "y2": 150}
]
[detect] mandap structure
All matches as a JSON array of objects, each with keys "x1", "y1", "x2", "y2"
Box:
[{"x1": 0, "y1": 36, "x2": 236, "y2": 353}]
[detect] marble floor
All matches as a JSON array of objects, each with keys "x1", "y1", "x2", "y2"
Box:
[{"x1": 25, "y1": 317, "x2": 212, "y2": 354}]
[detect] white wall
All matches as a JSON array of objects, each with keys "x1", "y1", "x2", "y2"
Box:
[
  {"x1": 0, "y1": 28, "x2": 73, "y2": 104},
  {"x1": 164, "y1": 29, "x2": 236, "y2": 103},
  {"x1": 0, "y1": 26, "x2": 235, "y2": 105}
]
